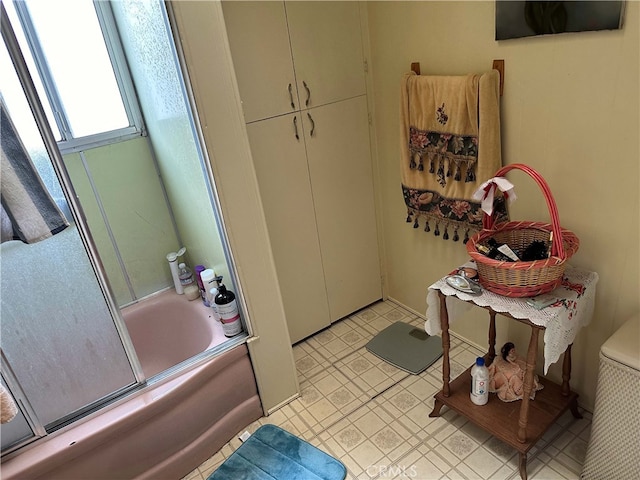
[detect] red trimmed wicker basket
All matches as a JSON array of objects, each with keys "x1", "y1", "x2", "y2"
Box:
[{"x1": 466, "y1": 164, "x2": 580, "y2": 298}]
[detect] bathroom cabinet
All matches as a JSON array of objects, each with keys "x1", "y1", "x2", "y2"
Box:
[
  {"x1": 222, "y1": 1, "x2": 366, "y2": 121},
  {"x1": 223, "y1": 1, "x2": 382, "y2": 343}
]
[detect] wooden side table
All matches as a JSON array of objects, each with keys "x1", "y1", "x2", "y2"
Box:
[{"x1": 428, "y1": 290, "x2": 582, "y2": 479}]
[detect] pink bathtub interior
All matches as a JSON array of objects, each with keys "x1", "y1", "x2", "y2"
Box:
[
  {"x1": 122, "y1": 289, "x2": 229, "y2": 377},
  {"x1": 1, "y1": 289, "x2": 262, "y2": 479}
]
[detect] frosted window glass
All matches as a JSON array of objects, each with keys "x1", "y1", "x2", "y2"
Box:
[
  {"x1": 111, "y1": 0, "x2": 183, "y2": 121},
  {"x1": 1, "y1": 1, "x2": 61, "y2": 142},
  {"x1": 24, "y1": 0, "x2": 129, "y2": 137}
]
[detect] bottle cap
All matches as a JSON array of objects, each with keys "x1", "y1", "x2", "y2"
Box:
[
  {"x1": 201, "y1": 269, "x2": 215, "y2": 282},
  {"x1": 476, "y1": 357, "x2": 485, "y2": 366},
  {"x1": 179, "y1": 263, "x2": 186, "y2": 269},
  {"x1": 166, "y1": 247, "x2": 186, "y2": 262}
]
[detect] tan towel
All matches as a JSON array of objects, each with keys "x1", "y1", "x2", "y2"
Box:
[
  {"x1": 400, "y1": 70, "x2": 507, "y2": 241},
  {"x1": 1, "y1": 384, "x2": 18, "y2": 424}
]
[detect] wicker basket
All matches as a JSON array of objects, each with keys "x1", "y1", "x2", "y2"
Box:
[{"x1": 466, "y1": 164, "x2": 580, "y2": 297}]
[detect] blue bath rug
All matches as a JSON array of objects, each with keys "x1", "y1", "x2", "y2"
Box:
[
  {"x1": 207, "y1": 424, "x2": 346, "y2": 480},
  {"x1": 366, "y1": 321, "x2": 443, "y2": 375}
]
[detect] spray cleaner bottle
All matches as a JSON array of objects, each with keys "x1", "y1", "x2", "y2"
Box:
[{"x1": 214, "y1": 279, "x2": 242, "y2": 337}]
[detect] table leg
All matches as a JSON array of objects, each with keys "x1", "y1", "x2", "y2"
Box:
[
  {"x1": 438, "y1": 291, "x2": 451, "y2": 397},
  {"x1": 518, "y1": 326, "x2": 540, "y2": 443},
  {"x1": 429, "y1": 291, "x2": 450, "y2": 418},
  {"x1": 518, "y1": 453, "x2": 528, "y2": 480},
  {"x1": 562, "y1": 343, "x2": 583, "y2": 418},
  {"x1": 562, "y1": 343, "x2": 572, "y2": 396},
  {"x1": 488, "y1": 310, "x2": 496, "y2": 365}
]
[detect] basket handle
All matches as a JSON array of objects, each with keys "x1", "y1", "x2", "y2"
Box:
[{"x1": 483, "y1": 163, "x2": 565, "y2": 259}]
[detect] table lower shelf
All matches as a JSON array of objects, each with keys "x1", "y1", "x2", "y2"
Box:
[{"x1": 430, "y1": 365, "x2": 580, "y2": 454}]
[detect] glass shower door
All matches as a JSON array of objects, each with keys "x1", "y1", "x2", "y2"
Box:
[{"x1": 1, "y1": 4, "x2": 139, "y2": 451}]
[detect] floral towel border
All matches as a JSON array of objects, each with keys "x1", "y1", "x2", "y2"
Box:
[
  {"x1": 403, "y1": 185, "x2": 508, "y2": 243},
  {"x1": 409, "y1": 126, "x2": 478, "y2": 186}
]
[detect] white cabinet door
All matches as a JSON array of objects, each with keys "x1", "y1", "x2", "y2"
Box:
[
  {"x1": 286, "y1": 1, "x2": 366, "y2": 109},
  {"x1": 303, "y1": 95, "x2": 382, "y2": 321},
  {"x1": 222, "y1": 1, "x2": 299, "y2": 123},
  {"x1": 246, "y1": 113, "x2": 331, "y2": 343}
]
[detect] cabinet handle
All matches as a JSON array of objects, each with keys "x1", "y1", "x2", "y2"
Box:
[
  {"x1": 307, "y1": 112, "x2": 315, "y2": 137},
  {"x1": 293, "y1": 115, "x2": 299, "y2": 140},
  {"x1": 303, "y1": 80, "x2": 311, "y2": 107},
  {"x1": 288, "y1": 83, "x2": 295, "y2": 109}
]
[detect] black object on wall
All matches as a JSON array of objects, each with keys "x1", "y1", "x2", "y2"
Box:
[{"x1": 496, "y1": 1, "x2": 625, "y2": 41}]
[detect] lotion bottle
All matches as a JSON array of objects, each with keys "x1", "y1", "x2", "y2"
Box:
[
  {"x1": 470, "y1": 357, "x2": 489, "y2": 405},
  {"x1": 166, "y1": 247, "x2": 186, "y2": 294}
]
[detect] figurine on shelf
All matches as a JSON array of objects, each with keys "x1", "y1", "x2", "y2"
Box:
[{"x1": 488, "y1": 342, "x2": 544, "y2": 402}]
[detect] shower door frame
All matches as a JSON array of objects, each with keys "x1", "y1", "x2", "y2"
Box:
[{"x1": 1, "y1": 2, "x2": 145, "y2": 454}]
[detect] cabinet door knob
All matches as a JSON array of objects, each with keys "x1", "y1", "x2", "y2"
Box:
[
  {"x1": 288, "y1": 83, "x2": 295, "y2": 109},
  {"x1": 307, "y1": 112, "x2": 315, "y2": 137},
  {"x1": 303, "y1": 81, "x2": 311, "y2": 107},
  {"x1": 293, "y1": 115, "x2": 299, "y2": 140}
]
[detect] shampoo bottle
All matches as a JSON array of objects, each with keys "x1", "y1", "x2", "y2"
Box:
[{"x1": 215, "y1": 282, "x2": 242, "y2": 337}]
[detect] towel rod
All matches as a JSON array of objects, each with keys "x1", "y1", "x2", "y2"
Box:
[
  {"x1": 410, "y1": 60, "x2": 504, "y2": 96},
  {"x1": 492, "y1": 59, "x2": 504, "y2": 96}
]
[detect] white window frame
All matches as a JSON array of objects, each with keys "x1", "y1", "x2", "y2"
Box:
[{"x1": 11, "y1": 0, "x2": 145, "y2": 154}]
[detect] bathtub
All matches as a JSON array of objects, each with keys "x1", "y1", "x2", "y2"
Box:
[
  {"x1": 123, "y1": 289, "x2": 231, "y2": 377},
  {"x1": 1, "y1": 290, "x2": 263, "y2": 480}
]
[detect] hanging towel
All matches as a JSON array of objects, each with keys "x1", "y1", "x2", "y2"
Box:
[
  {"x1": 1, "y1": 99, "x2": 69, "y2": 244},
  {"x1": 1, "y1": 384, "x2": 18, "y2": 424},
  {"x1": 400, "y1": 70, "x2": 508, "y2": 242}
]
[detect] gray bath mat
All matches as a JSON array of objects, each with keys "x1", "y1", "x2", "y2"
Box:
[{"x1": 366, "y1": 321, "x2": 442, "y2": 375}]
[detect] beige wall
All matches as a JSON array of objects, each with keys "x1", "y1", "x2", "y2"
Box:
[{"x1": 367, "y1": 1, "x2": 639, "y2": 410}]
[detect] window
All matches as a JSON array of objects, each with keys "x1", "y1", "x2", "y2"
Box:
[{"x1": 4, "y1": 0, "x2": 144, "y2": 153}]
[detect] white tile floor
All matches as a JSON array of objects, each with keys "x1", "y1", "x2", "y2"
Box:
[{"x1": 184, "y1": 300, "x2": 592, "y2": 480}]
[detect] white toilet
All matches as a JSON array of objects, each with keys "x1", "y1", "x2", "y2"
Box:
[{"x1": 581, "y1": 314, "x2": 640, "y2": 479}]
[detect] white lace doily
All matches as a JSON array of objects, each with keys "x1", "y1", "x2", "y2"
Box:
[{"x1": 425, "y1": 265, "x2": 599, "y2": 373}]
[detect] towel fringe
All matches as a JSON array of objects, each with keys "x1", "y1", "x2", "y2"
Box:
[
  {"x1": 402, "y1": 207, "x2": 491, "y2": 243},
  {"x1": 406, "y1": 208, "x2": 490, "y2": 244},
  {"x1": 465, "y1": 160, "x2": 476, "y2": 182},
  {"x1": 436, "y1": 159, "x2": 446, "y2": 187},
  {"x1": 408, "y1": 150, "x2": 479, "y2": 186}
]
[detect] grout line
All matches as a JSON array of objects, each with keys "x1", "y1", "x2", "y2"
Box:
[{"x1": 203, "y1": 300, "x2": 589, "y2": 480}]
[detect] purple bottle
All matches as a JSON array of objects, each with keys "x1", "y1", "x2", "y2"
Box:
[{"x1": 194, "y1": 265, "x2": 207, "y2": 304}]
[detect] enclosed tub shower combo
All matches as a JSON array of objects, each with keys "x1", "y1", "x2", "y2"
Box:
[{"x1": 1, "y1": 1, "x2": 262, "y2": 478}]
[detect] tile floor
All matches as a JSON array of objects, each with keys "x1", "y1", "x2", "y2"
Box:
[{"x1": 183, "y1": 300, "x2": 592, "y2": 480}]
